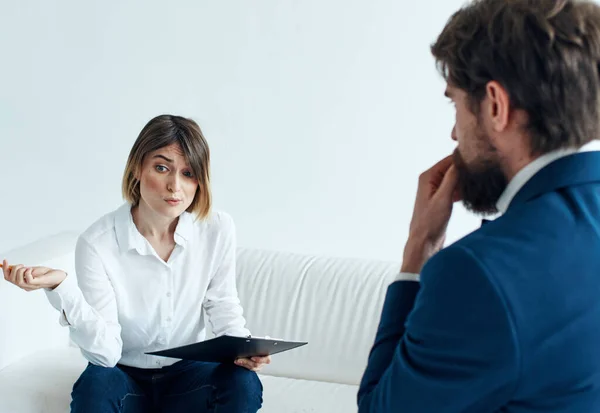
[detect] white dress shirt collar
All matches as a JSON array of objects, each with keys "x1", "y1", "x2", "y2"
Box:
[
  {"x1": 114, "y1": 203, "x2": 195, "y2": 254},
  {"x1": 496, "y1": 140, "x2": 600, "y2": 214}
]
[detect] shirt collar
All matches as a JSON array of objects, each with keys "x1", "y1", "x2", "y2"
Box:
[
  {"x1": 496, "y1": 140, "x2": 600, "y2": 214},
  {"x1": 115, "y1": 203, "x2": 195, "y2": 254},
  {"x1": 174, "y1": 210, "x2": 195, "y2": 245}
]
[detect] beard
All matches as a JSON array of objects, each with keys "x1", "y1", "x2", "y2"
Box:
[{"x1": 453, "y1": 135, "x2": 508, "y2": 215}]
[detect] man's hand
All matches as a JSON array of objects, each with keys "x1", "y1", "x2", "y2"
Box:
[
  {"x1": 235, "y1": 355, "x2": 271, "y2": 372},
  {"x1": 3, "y1": 260, "x2": 67, "y2": 291},
  {"x1": 402, "y1": 155, "x2": 461, "y2": 273}
]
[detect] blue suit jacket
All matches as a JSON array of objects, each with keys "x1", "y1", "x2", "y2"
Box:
[{"x1": 358, "y1": 152, "x2": 600, "y2": 412}]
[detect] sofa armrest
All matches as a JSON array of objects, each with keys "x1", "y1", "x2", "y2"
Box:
[{"x1": 0, "y1": 231, "x2": 79, "y2": 371}]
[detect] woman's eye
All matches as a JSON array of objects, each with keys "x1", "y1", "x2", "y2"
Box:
[
  {"x1": 155, "y1": 165, "x2": 168, "y2": 172},
  {"x1": 183, "y1": 171, "x2": 194, "y2": 178}
]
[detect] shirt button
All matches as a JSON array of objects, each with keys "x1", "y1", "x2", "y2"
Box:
[
  {"x1": 166, "y1": 317, "x2": 172, "y2": 322},
  {"x1": 166, "y1": 292, "x2": 172, "y2": 298}
]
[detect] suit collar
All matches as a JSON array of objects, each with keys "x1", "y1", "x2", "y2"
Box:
[
  {"x1": 496, "y1": 140, "x2": 600, "y2": 213},
  {"x1": 507, "y1": 151, "x2": 600, "y2": 212}
]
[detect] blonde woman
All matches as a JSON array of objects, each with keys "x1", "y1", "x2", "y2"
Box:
[{"x1": 3, "y1": 114, "x2": 267, "y2": 413}]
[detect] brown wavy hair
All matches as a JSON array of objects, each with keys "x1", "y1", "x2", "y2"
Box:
[
  {"x1": 431, "y1": 0, "x2": 600, "y2": 155},
  {"x1": 122, "y1": 114, "x2": 212, "y2": 219}
]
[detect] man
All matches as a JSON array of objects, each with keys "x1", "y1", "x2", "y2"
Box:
[{"x1": 358, "y1": 0, "x2": 600, "y2": 412}]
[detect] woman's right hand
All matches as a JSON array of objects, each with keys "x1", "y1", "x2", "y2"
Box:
[{"x1": 3, "y1": 260, "x2": 67, "y2": 291}]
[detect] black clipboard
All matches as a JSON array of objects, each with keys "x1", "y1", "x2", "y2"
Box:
[{"x1": 146, "y1": 335, "x2": 308, "y2": 363}]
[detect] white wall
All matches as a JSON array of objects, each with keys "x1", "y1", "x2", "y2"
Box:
[{"x1": 0, "y1": 0, "x2": 480, "y2": 262}]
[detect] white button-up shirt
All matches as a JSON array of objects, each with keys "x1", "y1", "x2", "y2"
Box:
[{"x1": 45, "y1": 203, "x2": 250, "y2": 369}]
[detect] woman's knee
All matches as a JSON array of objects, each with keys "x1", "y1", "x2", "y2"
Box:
[
  {"x1": 211, "y1": 365, "x2": 263, "y2": 411},
  {"x1": 229, "y1": 367, "x2": 263, "y2": 398},
  {"x1": 73, "y1": 363, "x2": 130, "y2": 393},
  {"x1": 71, "y1": 363, "x2": 140, "y2": 412}
]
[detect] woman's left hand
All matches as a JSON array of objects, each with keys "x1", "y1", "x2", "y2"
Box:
[{"x1": 235, "y1": 355, "x2": 271, "y2": 372}]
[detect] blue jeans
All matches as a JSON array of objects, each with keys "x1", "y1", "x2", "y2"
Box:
[{"x1": 70, "y1": 360, "x2": 263, "y2": 413}]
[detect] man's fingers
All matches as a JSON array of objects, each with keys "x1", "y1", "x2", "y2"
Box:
[
  {"x1": 434, "y1": 164, "x2": 459, "y2": 201},
  {"x1": 427, "y1": 154, "x2": 454, "y2": 175},
  {"x1": 452, "y1": 185, "x2": 463, "y2": 203},
  {"x1": 419, "y1": 155, "x2": 455, "y2": 199}
]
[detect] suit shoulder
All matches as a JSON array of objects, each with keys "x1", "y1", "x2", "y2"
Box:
[{"x1": 425, "y1": 244, "x2": 487, "y2": 277}]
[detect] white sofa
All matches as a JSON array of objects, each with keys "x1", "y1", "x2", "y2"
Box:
[{"x1": 0, "y1": 231, "x2": 401, "y2": 413}]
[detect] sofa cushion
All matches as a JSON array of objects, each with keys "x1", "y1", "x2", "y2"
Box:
[
  {"x1": 260, "y1": 375, "x2": 358, "y2": 413},
  {"x1": 233, "y1": 248, "x2": 400, "y2": 385},
  {"x1": 0, "y1": 347, "x2": 358, "y2": 413},
  {"x1": 0, "y1": 347, "x2": 87, "y2": 413}
]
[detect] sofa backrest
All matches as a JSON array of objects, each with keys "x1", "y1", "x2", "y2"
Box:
[
  {"x1": 232, "y1": 248, "x2": 400, "y2": 385},
  {"x1": 0, "y1": 232, "x2": 79, "y2": 371},
  {"x1": 1, "y1": 232, "x2": 400, "y2": 387}
]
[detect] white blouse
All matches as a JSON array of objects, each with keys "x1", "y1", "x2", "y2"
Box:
[{"x1": 45, "y1": 203, "x2": 250, "y2": 369}]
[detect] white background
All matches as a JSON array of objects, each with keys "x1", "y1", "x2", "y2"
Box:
[{"x1": 0, "y1": 0, "x2": 481, "y2": 261}]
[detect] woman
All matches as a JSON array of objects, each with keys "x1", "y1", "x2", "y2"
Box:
[{"x1": 3, "y1": 114, "x2": 268, "y2": 413}]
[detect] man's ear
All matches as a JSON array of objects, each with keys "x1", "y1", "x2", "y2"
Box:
[{"x1": 485, "y1": 80, "x2": 510, "y2": 133}]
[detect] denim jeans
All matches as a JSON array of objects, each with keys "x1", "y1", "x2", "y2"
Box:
[{"x1": 70, "y1": 360, "x2": 263, "y2": 413}]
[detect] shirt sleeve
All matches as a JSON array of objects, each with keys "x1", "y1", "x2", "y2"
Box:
[
  {"x1": 203, "y1": 213, "x2": 251, "y2": 338},
  {"x1": 395, "y1": 272, "x2": 420, "y2": 282},
  {"x1": 45, "y1": 237, "x2": 123, "y2": 367}
]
